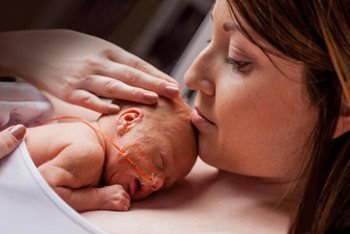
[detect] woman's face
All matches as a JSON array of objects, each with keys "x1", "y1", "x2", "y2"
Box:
[{"x1": 184, "y1": 0, "x2": 318, "y2": 181}]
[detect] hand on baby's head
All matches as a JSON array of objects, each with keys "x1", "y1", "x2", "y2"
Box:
[{"x1": 99, "y1": 97, "x2": 197, "y2": 201}]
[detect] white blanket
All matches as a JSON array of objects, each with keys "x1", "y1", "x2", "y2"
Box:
[
  {"x1": 0, "y1": 142, "x2": 105, "y2": 234},
  {"x1": 0, "y1": 81, "x2": 53, "y2": 130}
]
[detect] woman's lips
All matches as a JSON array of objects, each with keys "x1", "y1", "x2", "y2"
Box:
[{"x1": 191, "y1": 108, "x2": 215, "y2": 129}]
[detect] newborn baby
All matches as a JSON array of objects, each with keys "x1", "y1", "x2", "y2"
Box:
[{"x1": 25, "y1": 97, "x2": 197, "y2": 212}]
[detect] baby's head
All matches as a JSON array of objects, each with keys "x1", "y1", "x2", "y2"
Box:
[{"x1": 98, "y1": 97, "x2": 197, "y2": 200}]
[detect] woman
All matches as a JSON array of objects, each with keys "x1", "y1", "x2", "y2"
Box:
[
  {"x1": 1, "y1": 0, "x2": 349, "y2": 232},
  {"x1": 185, "y1": 0, "x2": 349, "y2": 233}
]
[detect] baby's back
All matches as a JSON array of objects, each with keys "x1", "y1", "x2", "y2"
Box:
[{"x1": 25, "y1": 122, "x2": 105, "y2": 185}]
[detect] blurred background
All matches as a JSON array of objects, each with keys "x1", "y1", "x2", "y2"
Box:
[{"x1": 0, "y1": 0, "x2": 214, "y2": 98}]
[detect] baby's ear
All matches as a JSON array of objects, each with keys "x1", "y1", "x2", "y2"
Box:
[
  {"x1": 116, "y1": 108, "x2": 144, "y2": 136},
  {"x1": 333, "y1": 102, "x2": 350, "y2": 138}
]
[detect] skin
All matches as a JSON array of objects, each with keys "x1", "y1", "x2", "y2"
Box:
[
  {"x1": 0, "y1": 30, "x2": 179, "y2": 114},
  {"x1": 0, "y1": 124, "x2": 26, "y2": 160},
  {"x1": 184, "y1": 0, "x2": 318, "y2": 181},
  {"x1": 25, "y1": 106, "x2": 196, "y2": 212}
]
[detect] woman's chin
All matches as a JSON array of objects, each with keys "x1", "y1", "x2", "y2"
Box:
[{"x1": 198, "y1": 150, "x2": 220, "y2": 168}]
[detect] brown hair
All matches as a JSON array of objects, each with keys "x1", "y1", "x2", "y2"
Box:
[{"x1": 226, "y1": 0, "x2": 350, "y2": 233}]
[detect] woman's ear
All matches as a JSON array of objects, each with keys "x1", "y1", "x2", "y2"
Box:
[
  {"x1": 116, "y1": 108, "x2": 144, "y2": 136},
  {"x1": 333, "y1": 103, "x2": 350, "y2": 138}
]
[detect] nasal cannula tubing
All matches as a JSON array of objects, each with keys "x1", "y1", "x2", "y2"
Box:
[{"x1": 38, "y1": 115, "x2": 154, "y2": 183}]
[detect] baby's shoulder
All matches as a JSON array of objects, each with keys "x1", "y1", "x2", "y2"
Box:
[
  {"x1": 67, "y1": 138, "x2": 105, "y2": 162},
  {"x1": 62, "y1": 122, "x2": 105, "y2": 157},
  {"x1": 53, "y1": 139, "x2": 105, "y2": 185},
  {"x1": 54, "y1": 122, "x2": 105, "y2": 167}
]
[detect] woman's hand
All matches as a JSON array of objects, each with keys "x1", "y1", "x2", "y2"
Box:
[
  {"x1": 0, "y1": 125, "x2": 26, "y2": 160},
  {"x1": 0, "y1": 30, "x2": 179, "y2": 114}
]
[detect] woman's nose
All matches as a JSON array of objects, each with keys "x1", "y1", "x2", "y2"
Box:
[{"x1": 184, "y1": 50, "x2": 215, "y2": 96}]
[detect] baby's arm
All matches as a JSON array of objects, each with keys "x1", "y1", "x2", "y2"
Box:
[
  {"x1": 38, "y1": 145, "x2": 130, "y2": 212},
  {"x1": 54, "y1": 182, "x2": 131, "y2": 212}
]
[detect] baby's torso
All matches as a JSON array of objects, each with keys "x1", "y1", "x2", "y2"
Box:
[{"x1": 25, "y1": 122, "x2": 105, "y2": 187}]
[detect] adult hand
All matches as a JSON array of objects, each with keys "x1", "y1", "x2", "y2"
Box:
[
  {"x1": 0, "y1": 30, "x2": 179, "y2": 114},
  {"x1": 0, "y1": 124, "x2": 26, "y2": 160}
]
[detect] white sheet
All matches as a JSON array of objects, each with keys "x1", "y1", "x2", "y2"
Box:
[
  {"x1": 0, "y1": 142, "x2": 106, "y2": 234},
  {"x1": 0, "y1": 81, "x2": 53, "y2": 130}
]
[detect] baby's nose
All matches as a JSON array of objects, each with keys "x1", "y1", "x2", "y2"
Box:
[{"x1": 144, "y1": 177, "x2": 164, "y2": 191}]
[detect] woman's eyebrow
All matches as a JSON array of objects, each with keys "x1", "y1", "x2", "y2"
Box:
[
  {"x1": 223, "y1": 23, "x2": 241, "y2": 32},
  {"x1": 210, "y1": 11, "x2": 241, "y2": 32}
]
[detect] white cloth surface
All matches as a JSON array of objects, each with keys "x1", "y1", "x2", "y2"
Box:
[
  {"x1": 0, "y1": 81, "x2": 53, "y2": 130},
  {"x1": 0, "y1": 142, "x2": 106, "y2": 234}
]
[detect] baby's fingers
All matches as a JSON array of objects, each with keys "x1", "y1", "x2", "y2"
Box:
[
  {"x1": 0, "y1": 125, "x2": 26, "y2": 159},
  {"x1": 116, "y1": 196, "x2": 131, "y2": 211},
  {"x1": 115, "y1": 187, "x2": 131, "y2": 211},
  {"x1": 100, "y1": 184, "x2": 131, "y2": 211}
]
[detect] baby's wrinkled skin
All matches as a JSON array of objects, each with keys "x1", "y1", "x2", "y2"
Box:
[{"x1": 25, "y1": 98, "x2": 197, "y2": 212}]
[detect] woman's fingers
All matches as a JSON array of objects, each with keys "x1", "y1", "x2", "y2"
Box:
[
  {"x1": 81, "y1": 75, "x2": 166, "y2": 104},
  {"x1": 95, "y1": 61, "x2": 180, "y2": 99},
  {"x1": 0, "y1": 124, "x2": 26, "y2": 159},
  {"x1": 105, "y1": 48, "x2": 178, "y2": 85},
  {"x1": 67, "y1": 90, "x2": 121, "y2": 114}
]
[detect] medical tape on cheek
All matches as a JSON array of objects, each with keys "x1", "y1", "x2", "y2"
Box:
[
  {"x1": 124, "y1": 143, "x2": 160, "y2": 186},
  {"x1": 37, "y1": 115, "x2": 154, "y2": 184}
]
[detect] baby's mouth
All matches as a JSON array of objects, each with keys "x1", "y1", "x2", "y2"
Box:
[{"x1": 128, "y1": 178, "x2": 142, "y2": 198}]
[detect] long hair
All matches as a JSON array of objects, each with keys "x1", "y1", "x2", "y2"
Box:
[{"x1": 226, "y1": 0, "x2": 350, "y2": 233}]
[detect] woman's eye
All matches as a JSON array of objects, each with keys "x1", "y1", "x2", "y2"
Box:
[
  {"x1": 206, "y1": 38, "x2": 212, "y2": 44},
  {"x1": 225, "y1": 57, "x2": 252, "y2": 73}
]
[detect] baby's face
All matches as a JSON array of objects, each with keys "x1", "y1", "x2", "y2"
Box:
[{"x1": 102, "y1": 113, "x2": 197, "y2": 200}]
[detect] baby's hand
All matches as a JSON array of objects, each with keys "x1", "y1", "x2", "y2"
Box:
[{"x1": 98, "y1": 184, "x2": 131, "y2": 211}]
